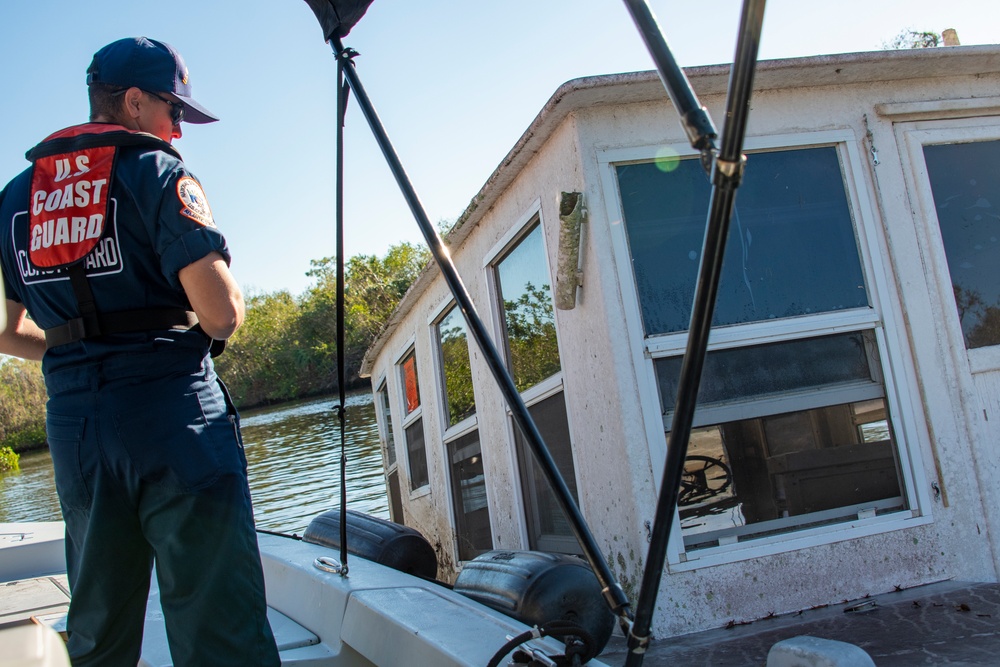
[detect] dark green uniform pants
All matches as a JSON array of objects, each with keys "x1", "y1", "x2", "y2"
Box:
[{"x1": 44, "y1": 349, "x2": 280, "y2": 667}]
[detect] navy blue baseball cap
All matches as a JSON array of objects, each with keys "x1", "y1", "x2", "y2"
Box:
[{"x1": 86, "y1": 37, "x2": 219, "y2": 124}]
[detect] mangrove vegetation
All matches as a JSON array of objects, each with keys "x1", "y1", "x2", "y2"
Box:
[{"x1": 0, "y1": 241, "x2": 430, "y2": 452}]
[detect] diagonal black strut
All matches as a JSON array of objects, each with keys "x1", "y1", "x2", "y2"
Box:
[
  {"x1": 326, "y1": 36, "x2": 634, "y2": 636},
  {"x1": 621, "y1": 0, "x2": 766, "y2": 664}
]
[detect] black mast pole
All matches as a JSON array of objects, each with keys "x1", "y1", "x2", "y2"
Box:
[
  {"x1": 334, "y1": 45, "x2": 352, "y2": 576},
  {"x1": 621, "y1": 0, "x2": 766, "y2": 663},
  {"x1": 327, "y1": 36, "x2": 634, "y2": 634}
]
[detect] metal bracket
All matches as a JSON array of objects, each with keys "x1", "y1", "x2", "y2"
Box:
[
  {"x1": 314, "y1": 556, "x2": 348, "y2": 575},
  {"x1": 713, "y1": 155, "x2": 747, "y2": 186}
]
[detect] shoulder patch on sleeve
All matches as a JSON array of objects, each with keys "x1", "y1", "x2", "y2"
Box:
[{"x1": 176, "y1": 176, "x2": 215, "y2": 227}]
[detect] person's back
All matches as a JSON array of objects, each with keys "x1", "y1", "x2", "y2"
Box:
[
  {"x1": 0, "y1": 37, "x2": 280, "y2": 667},
  {"x1": 3, "y1": 122, "x2": 217, "y2": 373}
]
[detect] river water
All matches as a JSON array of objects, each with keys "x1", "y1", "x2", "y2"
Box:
[{"x1": 0, "y1": 393, "x2": 389, "y2": 533}]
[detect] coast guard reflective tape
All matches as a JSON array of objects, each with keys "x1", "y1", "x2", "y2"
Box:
[
  {"x1": 13, "y1": 203, "x2": 124, "y2": 286},
  {"x1": 28, "y1": 145, "x2": 114, "y2": 269}
]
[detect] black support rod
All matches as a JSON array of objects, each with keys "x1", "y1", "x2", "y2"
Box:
[
  {"x1": 328, "y1": 37, "x2": 634, "y2": 632},
  {"x1": 622, "y1": 0, "x2": 718, "y2": 162},
  {"x1": 621, "y1": 1, "x2": 766, "y2": 664},
  {"x1": 334, "y1": 46, "x2": 351, "y2": 575}
]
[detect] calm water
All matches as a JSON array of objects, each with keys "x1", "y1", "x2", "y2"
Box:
[{"x1": 0, "y1": 393, "x2": 389, "y2": 533}]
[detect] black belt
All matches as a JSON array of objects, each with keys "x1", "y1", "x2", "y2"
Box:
[{"x1": 43, "y1": 309, "x2": 199, "y2": 349}]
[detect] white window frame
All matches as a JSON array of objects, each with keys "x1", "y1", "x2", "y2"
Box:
[
  {"x1": 483, "y1": 200, "x2": 583, "y2": 551},
  {"x1": 428, "y1": 298, "x2": 493, "y2": 562},
  {"x1": 429, "y1": 299, "x2": 479, "y2": 438},
  {"x1": 393, "y1": 338, "x2": 431, "y2": 499},
  {"x1": 893, "y1": 117, "x2": 1000, "y2": 375},
  {"x1": 373, "y1": 374, "x2": 397, "y2": 469},
  {"x1": 598, "y1": 129, "x2": 932, "y2": 570},
  {"x1": 373, "y1": 374, "x2": 404, "y2": 523}
]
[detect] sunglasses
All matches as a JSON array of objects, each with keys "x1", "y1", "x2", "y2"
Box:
[{"x1": 112, "y1": 88, "x2": 185, "y2": 125}]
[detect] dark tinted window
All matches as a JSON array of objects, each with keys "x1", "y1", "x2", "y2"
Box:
[
  {"x1": 924, "y1": 140, "x2": 1000, "y2": 348},
  {"x1": 618, "y1": 147, "x2": 869, "y2": 335}
]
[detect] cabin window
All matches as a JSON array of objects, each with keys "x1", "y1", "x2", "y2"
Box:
[
  {"x1": 397, "y1": 349, "x2": 429, "y2": 491},
  {"x1": 437, "y1": 305, "x2": 476, "y2": 426},
  {"x1": 495, "y1": 222, "x2": 562, "y2": 390},
  {"x1": 401, "y1": 352, "x2": 421, "y2": 415},
  {"x1": 509, "y1": 390, "x2": 581, "y2": 554},
  {"x1": 447, "y1": 430, "x2": 493, "y2": 560},
  {"x1": 616, "y1": 144, "x2": 909, "y2": 551},
  {"x1": 434, "y1": 303, "x2": 493, "y2": 559},
  {"x1": 659, "y1": 333, "x2": 904, "y2": 548},
  {"x1": 618, "y1": 147, "x2": 868, "y2": 335},
  {"x1": 376, "y1": 381, "x2": 397, "y2": 468},
  {"x1": 492, "y1": 219, "x2": 581, "y2": 554},
  {"x1": 375, "y1": 380, "x2": 404, "y2": 522},
  {"x1": 922, "y1": 140, "x2": 1000, "y2": 349}
]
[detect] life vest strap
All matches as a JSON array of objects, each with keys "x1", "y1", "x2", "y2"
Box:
[{"x1": 44, "y1": 309, "x2": 200, "y2": 349}]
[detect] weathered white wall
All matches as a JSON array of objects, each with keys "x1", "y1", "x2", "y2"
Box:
[
  {"x1": 367, "y1": 50, "x2": 1000, "y2": 636},
  {"x1": 566, "y1": 68, "x2": 1000, "y2": 636}
]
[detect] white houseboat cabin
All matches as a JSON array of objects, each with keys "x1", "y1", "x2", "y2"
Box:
[{"x1": 360, "y1": 44, "x2": 1000, "y2": 639}]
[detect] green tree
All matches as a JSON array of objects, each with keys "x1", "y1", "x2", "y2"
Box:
[
  {"x1": 341, "y1": 242, "x2": 430, "y2": 369},
  {"x1": 0, "y1": 242, "x2": 431, "y2": 424},
  {"x1": 216, "y1": 290, "x2": 312, "y2": 406},
  {"x1": 440, "y1": 319, "x2": 475, "y2": 425},
  {"x1": 217, "y1": 242, "x2": 429, "y2": 407},
  {"x1": 883, "y1": 29, "x2": 941, "y2": 50},
  {"x1": 0, "y1": 358, "x2": 46, "y2": 451},
  {"x1": 504, "y1": 282, "x2": 561, "y2": 391}
]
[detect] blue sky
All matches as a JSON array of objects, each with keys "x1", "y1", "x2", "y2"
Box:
[{"x1": 2, "y1": 1, "x2": 998, "y2": 296}]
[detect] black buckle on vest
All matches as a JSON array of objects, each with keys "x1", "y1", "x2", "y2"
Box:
[
  {"x1": 66, "y1": 317, "x2": 89, "y2": 342},
  {"x1": 44, "y1": 317, "x2": 94, "y2": 349}
]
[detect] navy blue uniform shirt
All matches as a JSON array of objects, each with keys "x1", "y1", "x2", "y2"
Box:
[{"x1": 0, "y1": 123, "x2": 230, "y2": 373}]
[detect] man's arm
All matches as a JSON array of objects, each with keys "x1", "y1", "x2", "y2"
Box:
[
  {"x1": 178, "y1": 251, "x2": 245, "y2": 340},
  {"x1": 0, "y1": 299, "x2": 46, "y2": 361}
]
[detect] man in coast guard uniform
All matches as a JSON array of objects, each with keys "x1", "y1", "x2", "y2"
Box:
[{"x1": 0, "y1": 38, "x2": 279, "y2": 667}]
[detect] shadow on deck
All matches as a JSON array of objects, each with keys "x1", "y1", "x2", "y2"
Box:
[{"x1": 598, "y1": 581, "x2": 1000, "y2": 666}]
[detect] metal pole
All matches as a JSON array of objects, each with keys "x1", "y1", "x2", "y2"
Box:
[
  {"x1": 622, "y1": 1, "x2": 766, "y2": 663},
  {"x1": 335, "y1": 49, "x2": 351, "y2": 576},
  {"x1": 622, "y1": 0, "x2": 718, "y2": 162},
  {"x1": 328, "y1": 37, "x2": 634, "y2": 632}
]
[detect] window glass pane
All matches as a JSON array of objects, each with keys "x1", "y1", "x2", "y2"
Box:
[
  {"x1": 496, "y1": 223, "x2": 561, "y2": 390},
  {"x1": 401, "y1": 352, "x2": 420, "y2": 414},
  {"x1": 404, "y1": 418, "x2": 428, "y2": 490},
  {"x1": 617, "y1": 147, "x2": 869, "y2": 335},
  {"x1": 438, "y1": 305, "x2": 476, "y2": 426},
  {"x1": 923, "y1": 140, "x2": 1000, "y2": 348},
  {"x1": 512, "y1": 391, "x2": 581, "y2": 554},
  {"x1": 387, "y1": 469, "x2": 404, "y2": 523},
  {"x1": 655, "y1": 331, "x2": 878, "y2": 415},
  {"x1": 447, "y1": 430, "x2": 493, "y2": 560},
  {"x1": 679, "y1": 397, "x2": 906, "y2": 549},
  {"x1": 376, "y1": 384, "x2": 396, "y2": 468}
]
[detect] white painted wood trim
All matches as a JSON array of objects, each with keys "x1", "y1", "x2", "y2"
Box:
[{"x1": 875, "y1": 97, "x2": 1000, "y2": 122}]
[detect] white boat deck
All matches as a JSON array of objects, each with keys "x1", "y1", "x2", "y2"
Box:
[
  {"x1": 0, "y1": 574, "x2": 71, "y2": 631},
  {"x1": 1, "y1": 522, "x2": 603, "y2": 667},
  {"x1": 7, "y1": 522, "x2": 1000, "y2": 665}
]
